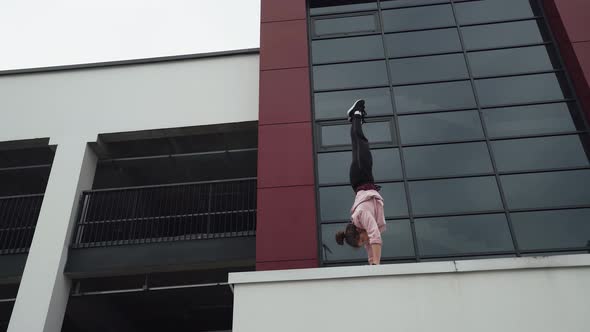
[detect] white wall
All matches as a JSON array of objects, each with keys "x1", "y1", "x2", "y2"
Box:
[
  {"x1": 0, "y1": 53, "x2": 259, "y2": 145},
  {"x1": 231, "y1": 255, "x2": 590, "y2": 332}
]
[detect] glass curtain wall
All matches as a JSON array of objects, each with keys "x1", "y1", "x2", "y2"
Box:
[{"x1": 309, "y1": 0, "x2": 590, "y2": 264}]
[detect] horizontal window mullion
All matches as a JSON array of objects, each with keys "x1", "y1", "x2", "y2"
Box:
[
  {"x1": 313, "y1": 56, "x2": 386, "y2": 66},
  {"x1": 479, "y1": 98, "x2": 577, "y2": 110},
  {"x1": 498, "y1": 166, "x2": 590, "y2": 176},
  {"x1": 391, "y1": 77, "x2": 469, "y2": 88},
  {"x1": 458, "y1": 16, "x2": 543, "y2": 28},
  {"x1": 400, "y1": 138, "x2": 486, "y2": 148},
  {"x1": 490, "y1": 130, "x2": 588, "y2": 141},
  {"x1": 389, "y1": 50, "x2": 464, "y2": 60},
  {"x1": 384, "y1": 25, "x2": 458, "y2": 35},
  {"x1": 0, "y1": 164, "x2": 52, "y2": 172},
  {"x1": 406, "y1": 172, "x2": 495, "y2": 182},
  {"x1": 314, "y1": 84, "x2": 390, "y2": 94},
  {"x1": 418, "y1": 251, "x2": 516, "y2": 260},
  {"x1": 312, "y1": 31, "x2": 381, "y2": 41},
  {"x1": 474, "y1": 69, "x2": 563, "y2": 81},
  {"x1": 508, "y1": 204, "x2": 590, "y2": 213},
  {"x1": 412, "y1": 209, "x2": 506, "y2": 219},
  {"x1": 466, "y1": 41, "x2": 552, "y2": 53}
]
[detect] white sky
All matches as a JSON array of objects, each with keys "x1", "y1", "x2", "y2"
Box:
[{"x1": 0, "y1": 0, "x2": 261, "y2": 71}]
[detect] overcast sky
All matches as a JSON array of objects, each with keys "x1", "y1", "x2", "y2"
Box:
[{"x1": 0, "y1": 0, "x2": 260, "y2": 71}]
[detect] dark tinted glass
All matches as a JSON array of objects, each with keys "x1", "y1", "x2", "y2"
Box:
[
  {"x1": 321, "y1": 219, "x2": 415, "y2": 261},
  {"x1": 409, "y1": 176, "x2": 503, "y2": 215},
  {"x1": 393, "y1": 81, "x2": 476, "y2": 114},
  {"x1": 415, "y1": 214, "x2": 514, "y2": 256},
  {"x1": 317, "y1": 148, "x2": 402, "y2": 184},
  {"x1": 385, "y1": 28, "x2": 461, "y2": 58},
  {"x1": 511, "y1": 209, "x2": 590, "y2": 250},
  {"x1": 312, "y1": 35, "x2": 385, "y2": 64},
  {"x1": 389, "y1": 53, "x2": 468, "y2": 85},
  {"x1": 399, "y1": 111, "x2": 484, "y2": 144},
  {"x1": 313, "y1": 61, "x2": 389, "y2": 90},
  {"x1": 381, "y1": 0, "x2": 449, "y2": 9},
  {"x1": 404, "y1": 142, "x2": 493, "y2": 178},
  {"x1": 455, "y1": 0, "x2": 536, "y2": 25},
  {"x1": 501, "y1": 170, "x2": 590, "y2": 210},
  {"x1": 319, "y1": 182, "x2": 408, "y2": 221},
  {"x1": 462, "y1": 20, "x2": 546, "y2": 50},
  {"x1": 492, "y1": 135, "x2": 590, "y2": 172},
  {"x1": 313, "y1": 14, "x2": 377, "y2": 37},
  {"x1": 314, "y1": 88, "x2": 393, "y2": 120},
  {"x1": 320, "y1": 121, "x2": 394, "y2": 147},
  {"x1": 310, "y1": 1, "x2": 377, "y2": 16},
  {"x1": 382, "y1": 4, "x2": 455, "y2": 32},
  {"x1": 483, "y1": 103, "x2": 582, "y2": 138},
  {"x1": 476, "y1": 73, "x2": 568, "y2": 107},
  {"x1": 468, "y1": 45, "x2": 556, "y2": 77}
]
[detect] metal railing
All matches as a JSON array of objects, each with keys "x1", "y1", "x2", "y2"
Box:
[
  {"x1": 71, "y1": 178, "x2": 257, "y2": 248},
  {"x1": 0, "y1": 194, "x2": 44, "y2": 255}
]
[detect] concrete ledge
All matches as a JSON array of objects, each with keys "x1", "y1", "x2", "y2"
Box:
[{"x1": 229, "y1": 254, "x2": 590, "y2": 285}]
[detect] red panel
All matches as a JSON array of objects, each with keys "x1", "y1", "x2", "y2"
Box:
[
  {"x1": 261, "y1": 0, "x2": 306, "y2": 23},
  {"x1": 574, "y1": 42, "x2": 590, "y2": 82},
  {"x1": 257, "y1": 259, "x2": 319, "y2": 271},
  {"x1": 260, "y1": 20, "x2": 309, "y2": 70},
  {"x1": 554, "y1": 0, "x2": 590, "y2": 43},
  {"x1": 256, "y1": 186, "x2": 318, "y2": 262},
  {"x1": 259, "y1": 67, "x2": 312, "y2": 125},
  {"x1": 258, "y1": 122, "x2": 315, "y2": 188}
]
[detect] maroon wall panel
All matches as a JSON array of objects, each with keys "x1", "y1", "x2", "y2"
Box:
[{"x1": 257, "y1": 0, "x2": 319, "y2": 271}]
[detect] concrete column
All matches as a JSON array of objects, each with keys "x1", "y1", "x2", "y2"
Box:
[{"x1": 8, "y1": 140, "x2": 97, "y2": 332}]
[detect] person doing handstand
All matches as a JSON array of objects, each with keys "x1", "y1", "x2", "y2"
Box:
[{"x1": 335, "y1": 100, "x2": 386, "y2": 265}]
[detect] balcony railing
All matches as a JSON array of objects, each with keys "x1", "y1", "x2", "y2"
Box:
[
  {"x1": 0, "y1": 194, "x2": 44, "y2": 255},
  {"x1": 71, "y1": 178, "x2": 257, "y2": 248}
]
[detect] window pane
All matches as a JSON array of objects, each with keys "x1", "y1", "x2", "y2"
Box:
[
  {"x1": 462, "y1": 20, "x2": 546, "y2": 50},
  {"x1": 314, "y1": 88, "x2": 393, "y2": 120},
  {"x1": 385, "y1": 28, "x2": 462, "y2": 58},
  {"x1": 476, "y1": 73, "x2": 568, "y2": 107},
  {"x1": 501, "y1": 170, "x2": 590, "y2": 210},
  {"x1": 409, "y1": 176, "x2": 503, "y2": 215},
  {"x1": 492, "y1": 135, "x2": 590, "y2": 172},
  {"x1": 399, "y1": 111, "x2": 484, "y2": 144},
  {"x1": 390, "y1": 53, "x2": 468, "y2": 85},
  {"x1": 394, "y1": 81, "x2": 476, "y2": 114},
  {"x1": 469, "y1": 45, "x2": 556, "y2": 77},
  {"x1": 381, "y1": 0, "x2": 449, "y2": 9},
  {"x1": 319, "y1": 182, "x2": 408, "y2": 221},
  {"x1": 512, "y1": 209, "x2": 590, "y2": 250},
  {"x1": 320, "y1": 121, "x2": 394, "y2": 147},
  {"x1": 404, "y1": 142, "x2": 493, "y2": 178},
  {"x1": 318, "y1": 148, "x2": 402, "y2": 184},
  {"x1": 313, "y1": 61, "x2": 389, "y2": 90},
  {"x1": 313, "y1": 14, "x2": 377, "y2": 37},
  {"x1": 415, "y1": 214, "x2": 514, "y2": 256},
  {"x1": 312, "y1": 35, "x2": 385, "y2": 64},
  {"x1": 483, "y1": 103, "x2": 583, "y2": 138},
  {"x1": 382, "y1": 4, "x2": 455, "y2": 32},
  {"x1": 310, "y1": 1, "x2": 377, "y2": 16},
  {"x1": 321, "y1": 219, "x2": 415, "y2": 261},
  {"x1": 455, "y1": 0, "x2": 537, "y2": 25}
]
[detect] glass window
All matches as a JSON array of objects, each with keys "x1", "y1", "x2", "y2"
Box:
[
  {"x1": 492, "y1": 135, "x2": 590, "y2": 172},
  {"x1": 483, "y1": 103, "x2": 583, "y2": 138},
  {"x1": 476, "y1": 73, "x2": 569, "y2": 107},
  {"x1": 389, "y1": 53, "x2": 468, "y2": 85},
  {"x1": 385, "y1": 28, "x2": 462, "y2": 58},
  {"x1": 382, "y1": 4, "x2": 455, "y2": 32},
  {"x1": 501, "y1": 170, "x2": 590, "y2": 210},
  {"x1": 313, "y1": 14, "x2": 378, "y2": 37},
  {"x1": 320, "y1": 121, "x2": 395, "y2": 148},
  {"x1": 404, "y1": 142, "x2": 493, "y2": 178},
  {"x1": 310, "y1": 1, "x2": 378, "y2": 16},
  {"x1": 468, "y1": 45, "x2": 557, "y2": 77},
  {"x1": 409, "y1": 176, "x2": 503, "y2": 215},
  {"x1": 319, "y1": 182, "x2": 408, "y2": 221},
  {"x1": 321, "y1": 219, "x2": 415, "y2": 261},
  {"x1": 399, "y1": 110, "x2": 484, "y2": 145},
  {"x1": 312, "y1": 35, "x2": 385, "y2": 64},
  {"x1": 415, "y1": 214, "x2": 514, "y2": 256},
  {"x1": 313, "y1": 61, "x2": 389, "y2": 90},
  {"x1": 317, "y1": 148, "x2": 403, "y2": 185},
  {"x1": 394, "y1": 81, "x2": 476, "y2": 114},
  {"x1": 455, "y1": 0, "x2": 537, "y2": 25},
  {"x1": 410, "y1": 176, "x2": 502, "y2": 214},
  {"x1": 381, "y1": 0, "x2": 449, "y2": 9},
  {"x1": 314, "y1": 88, "x2": 394, "y2": 120},
  {"x1": 511, "y1": 209, "x2": 590, "y2": 250},
  {"x1": 462, "y1": 20, "x2": 546, "y2": 50}
]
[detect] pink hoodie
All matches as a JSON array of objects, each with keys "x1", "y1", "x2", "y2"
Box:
[{"x1": 350, "y1": 189, "x2": 386, "y2": 262}]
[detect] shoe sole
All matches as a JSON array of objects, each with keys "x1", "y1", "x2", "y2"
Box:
[{"x1": 347, "y1": 99, "x2": 365, "y2": 119}]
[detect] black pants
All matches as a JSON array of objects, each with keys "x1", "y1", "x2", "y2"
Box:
[{"x1": 349, "y1": 116, "x2": 374, "y2": 190}]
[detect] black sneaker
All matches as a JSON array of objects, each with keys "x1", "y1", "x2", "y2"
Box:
[{"x1": 347, "y1": 99, "x2": 366, "y2": 122}]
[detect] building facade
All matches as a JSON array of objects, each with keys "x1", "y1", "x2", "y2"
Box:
[{"x1": 0, "y1": 0, "x2": 589, "y2": 331}]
